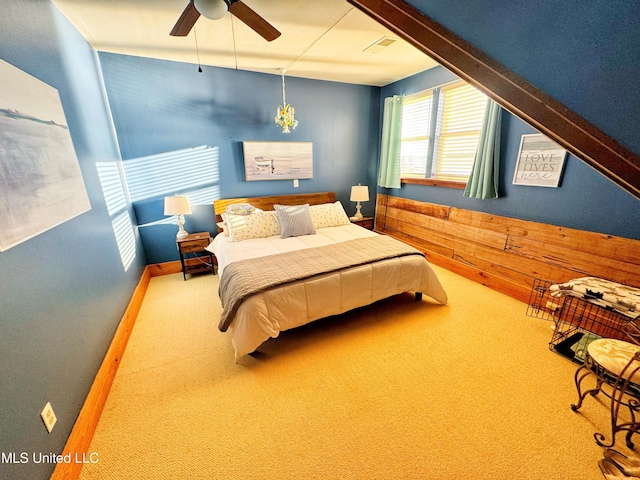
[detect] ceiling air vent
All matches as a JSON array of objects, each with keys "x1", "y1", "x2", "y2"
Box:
[{"x1": 363, "y1": 36, "x2": 397, "y2": 54}]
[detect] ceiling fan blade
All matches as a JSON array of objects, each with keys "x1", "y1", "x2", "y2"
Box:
[
  {"x1": 229, "y1": 1, "x2": 281, "y2": 42},
  {"x1": 170, "y1": 2, "x2": 201, "y2": 37}
]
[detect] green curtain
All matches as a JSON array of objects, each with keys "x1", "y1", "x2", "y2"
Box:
[
  {"x1": 378, "y1": 95, "x2": 403, "y2": 189},
  {"x1": 464, "y1": 99, "x2": 502, "y2": 199}
]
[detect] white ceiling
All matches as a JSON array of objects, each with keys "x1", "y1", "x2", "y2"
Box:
[{"x1": 51, "y1": 0, "x2": 439, "y2": 87}]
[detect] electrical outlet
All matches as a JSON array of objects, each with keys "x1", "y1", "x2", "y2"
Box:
[
  {"x1": 41, "y1": 402, "x2": 57, "y2": 433},
  {"x1": 293, "y1": 179, "x2": 299, "y2": 188}
]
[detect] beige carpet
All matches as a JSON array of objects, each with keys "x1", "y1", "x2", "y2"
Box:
[{"x1": 77, "y1": 265, "x2": 623, "y2": 479}]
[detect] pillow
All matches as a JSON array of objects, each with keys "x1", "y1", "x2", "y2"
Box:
[
  {"x1": 309, "y1": 201, "x2": 351, "y2": 229},
  {"x1": 226, "y1": 211, "x2": 281, "y2": 242},
  {"x1": 274, "y1": 204, "x2": 316, "y2": 238},
  {"x1": 225, "y1": 203, "x2": 256, "y2": 215},
  {"x1": 216, "y1": 221, "x2": 228, "y2": 236}
]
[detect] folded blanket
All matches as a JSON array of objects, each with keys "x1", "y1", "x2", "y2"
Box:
[
  {"x1": 550, "y1": 277, "x2": 640, "y2": 319},
  {"x1": 218, "y1": 236, "x2": 426, "y2": 331}
]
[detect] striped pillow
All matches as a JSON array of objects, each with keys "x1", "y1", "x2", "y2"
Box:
[{"x1": 274, "y1": 204, "x2": 316, "y2": 238}]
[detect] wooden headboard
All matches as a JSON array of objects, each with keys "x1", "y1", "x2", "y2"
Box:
[{"x1": 213, "y1": 192, "x2": 336, "y2": 223}]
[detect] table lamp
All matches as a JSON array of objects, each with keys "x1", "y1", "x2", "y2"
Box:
[
  {"x1": 164, "y1": 195, "x2": 192, "y2": 239},
  {"x1": 350, "y1": 184, "x2": 369, "y2": 220}
]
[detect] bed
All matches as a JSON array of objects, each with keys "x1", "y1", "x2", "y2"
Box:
[{"x1": 208, "y1": 192, "x2": 448, "y2": 360}]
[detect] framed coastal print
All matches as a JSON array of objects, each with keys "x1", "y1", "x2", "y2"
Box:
[
  {"x1": 0, "y1": 59, "x2": 91, "y2": 251},
  {"x1": 512, "y1": 133, "x2": 568, "y2": 187},
  {"x1": 243, "y1": 141, "x2": 313, "y2": 181}
]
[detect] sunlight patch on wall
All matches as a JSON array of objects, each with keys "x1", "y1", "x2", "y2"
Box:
[
  {"x1": 186, "y1": 185, "x2": 221, "y2": 206},
  {"x1": 138, "y1": 217, "x2": 176, "y2": 228},
  {"x1": 96, "y1": 162, "x2": 128, "y2": 215},
  {"x1": 137, "y1": 186, "x2": 221, "y2": 227},
  {"x1": 96, "y1": 160, "x2": 136, "y2": 271},
  {"x1": 123, "y1": 145, "x2": 220, "y2": 202},
  {"x1": 111, "y1": 211, "x2": 136, "y2": 271}
]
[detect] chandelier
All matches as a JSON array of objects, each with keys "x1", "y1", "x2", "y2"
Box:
[{"x1": 275, "y1": 69, "x2": 298, "y2": 133}]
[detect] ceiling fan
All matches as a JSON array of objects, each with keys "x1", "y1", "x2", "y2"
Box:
[{"x1": 170, "y1": 0, "x2": 281, "y2": 42}]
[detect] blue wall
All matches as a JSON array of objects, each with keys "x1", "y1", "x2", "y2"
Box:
[
  {"x1": 379, "y1": 52, "x2": 640, "y2": 240},
  {"x1": 0, "y1": 2, "x2": 146, "y2": 479},
  {"x1": 98, "y1": 53, "x2": 381, "y2": 263},
  {"x1": 2, "y1": 2, "x2": 640, "y2": 479},
  {"x1": 405, "y1": 0, "x2": 640, "y2": 156}
]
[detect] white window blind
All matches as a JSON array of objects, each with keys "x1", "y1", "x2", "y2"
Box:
[
  {"x1": 400, "y1": 91, "x2": 432, "y2": 177},
  {"x1": 398, "y1": 81, "x2": 488, "y2": 182},
  {"x1": 433, "y1": 82, "x2": 488, "y2": 181}
]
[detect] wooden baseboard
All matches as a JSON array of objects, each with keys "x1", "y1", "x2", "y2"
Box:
[
  {"x1": 51, "y1": 266, "x2": 152, "y2": 480},
  {"x1": 147, "y1": 259, "x2": 216, "y2": 277},
  {"x1": 147, "y1": 259, "x2": 182, "y2": 277}
]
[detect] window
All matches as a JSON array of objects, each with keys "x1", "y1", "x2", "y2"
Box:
[
  {"x1": 400, "y1": 90, "x2": 433, "y2": 177},
  {"x1": 400, "y1": 81, "x2": 488, "y2": 182}
]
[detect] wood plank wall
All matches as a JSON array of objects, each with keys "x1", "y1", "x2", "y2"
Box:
[{"x1": 375, "y1": 194, "x2": 640, "y2": 303}]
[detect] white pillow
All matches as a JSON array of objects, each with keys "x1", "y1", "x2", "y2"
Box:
[
  {"x1": 275, "y1": 204, "x2": 316, "y2": 238},
  {"x1": 216, "y1": 221, "x2": 228, "y2": 236},
  {"x1": 309, "y1": 201, "x2": 351, "y2": 229},
  {"x1": 226, "y1": 211, "x2": 281, "y2": 242}
]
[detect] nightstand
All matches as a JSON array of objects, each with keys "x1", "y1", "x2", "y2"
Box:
[
  {"x1": 176, "y1": 232, "x2": 216, "y2": 280},
  {"x1": 350, "y1": 217, "x2": 374, "y2": 230}
]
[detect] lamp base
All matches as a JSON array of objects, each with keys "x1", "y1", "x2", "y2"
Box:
[
  {"x1": 176, "y1": 215, "x2": 189, "y2": 239},
  {"x1": 351, "y1": 202, "x2": 363, "y2": 220}
]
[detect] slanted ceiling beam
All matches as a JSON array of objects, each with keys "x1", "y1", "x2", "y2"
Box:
[{"x1": 348, "y1": 0, "x2": 640, "y2": 199}]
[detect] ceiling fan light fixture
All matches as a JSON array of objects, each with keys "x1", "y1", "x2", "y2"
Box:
[{"x1": 193, "y1": 0, "x2": 228, "y2": 20}]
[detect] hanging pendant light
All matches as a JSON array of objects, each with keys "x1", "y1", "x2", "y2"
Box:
[{"x1": 274, "y1": 69, "x2": 298, "y2": 133}]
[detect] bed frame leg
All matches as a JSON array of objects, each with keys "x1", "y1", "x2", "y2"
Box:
[{"x1": 415, "y1": 292, "x2": 423, "y2": 301}]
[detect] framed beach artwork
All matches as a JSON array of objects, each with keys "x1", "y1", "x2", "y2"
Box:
[
  {"x1": 512, "y1": 133, "x2": 568, "y2": 188},
  {"x1": 243, "y1": 141, "x2": 313, "y2": 181},
  {"x1": 0, "y1": 59, "x2": 91, "y2": 251}
]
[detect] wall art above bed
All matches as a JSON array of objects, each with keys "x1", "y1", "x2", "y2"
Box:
[{"x1": 243, "y1": 141, "x2": 313, "y2": 181}]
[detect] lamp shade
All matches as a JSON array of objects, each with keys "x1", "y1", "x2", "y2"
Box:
[
  {"x1": 164, "y1": 196, "x2": 192, "y2": 216},
  {"x1": 350, "y1": 185, "x2": 369, "y2": 202},
  {"x1": 193, "y1": 0, "x2": 228, "y2": 20}
]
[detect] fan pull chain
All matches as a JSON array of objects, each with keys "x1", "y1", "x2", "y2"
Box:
[{"x1": 194, "y1": 28, "x2": 202, "y2": 73}]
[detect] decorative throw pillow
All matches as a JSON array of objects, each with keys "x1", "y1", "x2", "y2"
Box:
[
  {"x1": 309, "y1": 201, "x2": 351, "y2": 229},
  {"x1": 228, "y1": 211, "x2": 281, "y2": 242},
  {"x1": 274, "y1": 204, "x2": 316, "y2": 238},
  {"x1": 225, "y1": 203, "x2": 256, "y2": 216}
]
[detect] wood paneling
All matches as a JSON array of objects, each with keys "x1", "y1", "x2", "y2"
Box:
[{"x1": 375, "y1": 194, "x2": 640, "y2": 303}]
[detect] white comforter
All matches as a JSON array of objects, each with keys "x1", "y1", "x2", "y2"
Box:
[{"x1": 208, "y1": 224, "x2": 448, "y2": 360}]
